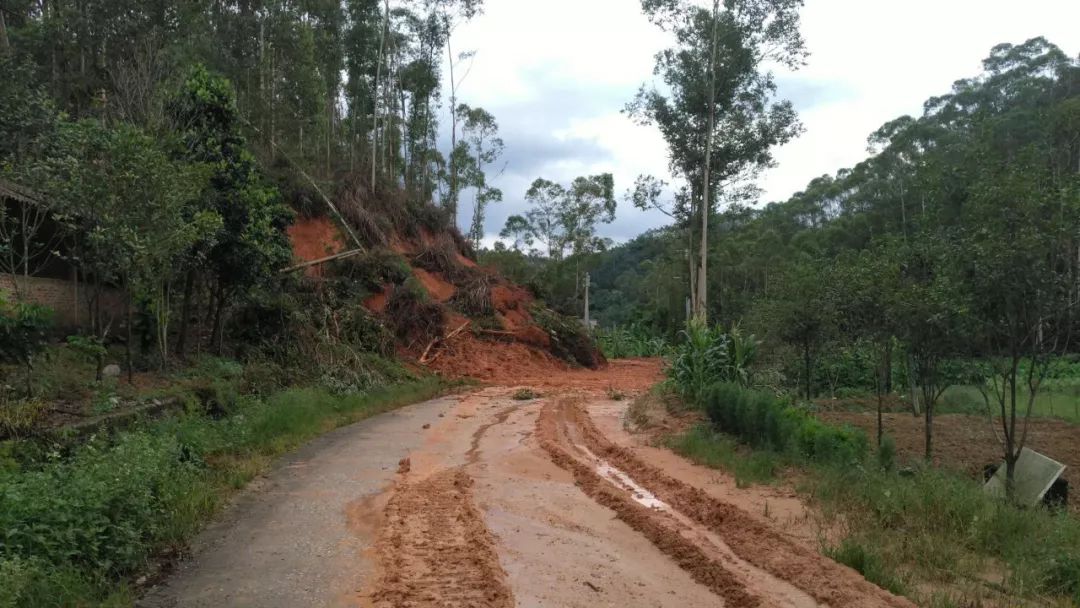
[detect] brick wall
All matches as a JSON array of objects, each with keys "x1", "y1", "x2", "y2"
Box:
[{"x1": 0, "y1": 273, "x2": 127, "y2": 329}]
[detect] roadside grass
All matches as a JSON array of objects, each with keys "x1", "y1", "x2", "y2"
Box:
[
  {"x1": 662, "y1": 383, "x2": 1080, "y2": 606},
  {"x1": 0, "y1": 376, "x2": 449, "y2": 608},
  {"x1": 665, "y1": 424, "x2": 780, "y2": 487}
]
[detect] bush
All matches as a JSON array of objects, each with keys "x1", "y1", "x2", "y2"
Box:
[
  {"x1": 0, "y1": 377, "x2": 447, "y2": 605},
  {"x1": 531, "y1": 305, "x2": 604, "y2": 368},
  {"x1": 702, "y1": 382, "x2": 867, "y2": 466},
  {"x1": 386, "y1": 281, "x2": 445, "y2": 342}
]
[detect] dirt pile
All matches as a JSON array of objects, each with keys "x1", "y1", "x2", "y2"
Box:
[{"x1": 285, "y1": 181, "x2": 605, "y2": 380}]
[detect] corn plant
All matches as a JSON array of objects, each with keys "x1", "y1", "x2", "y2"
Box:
[{"x1": 668, "y1": 320, "x2": 759, "y2": 401}]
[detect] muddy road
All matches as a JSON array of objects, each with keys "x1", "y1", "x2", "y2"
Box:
[{"x1": 142, "y1": 360, "x2": 913, "y2": 607}]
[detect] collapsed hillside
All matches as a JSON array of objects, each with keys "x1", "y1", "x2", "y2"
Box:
[{"x1": 285, "y1": 174, "x2": 605, "y2": 382}]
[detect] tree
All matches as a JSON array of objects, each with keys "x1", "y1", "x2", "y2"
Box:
[
  {"x1": 629, "y1": 0, "x2": 805, "y2": 321},
  {"x1": 456, "y1": 103, "x2": 503, "y2": 248},
  {"x1": 0, "y1": 290, "x2": 52, "y2": 397},
  {"x1": 759, "y1": 259, "x2": 834, "y2": 401},
  {"x1": 35, "y1": 119, "x2": 217, "y2": 369},
  {"x1": 168, "y1": 65, "x2": 294, "y2": 356},
  {"x1": 502, "y1": 174, "x2": 617, "y2": 261}
]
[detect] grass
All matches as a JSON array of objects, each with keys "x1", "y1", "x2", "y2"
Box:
[
  {"x1": 0, "y1": 376, "x2": 450, "y2": 607},
  {"x1": 661, "y1": 384, "x2": 1080, "y2": 606},
  {"x1": 940, "y1": 383, "x2": 1080, "y2": 424},
  {"x1": 665, "y1": 424, "x2": 780, "y2": 487}
]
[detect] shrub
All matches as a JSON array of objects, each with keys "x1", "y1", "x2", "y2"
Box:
[
  {"x1": 531, "y1": 305, "x2": 604, "y2": 368},
  {"x1": 702, "y1": 382, "x2": 867, "y2": 466},
  {"x1": 512, "y1": 388, "x2": 538, "y2": 400},
  {"x1": 386, "y1": 281, "x2": 445, "y2": 342}
]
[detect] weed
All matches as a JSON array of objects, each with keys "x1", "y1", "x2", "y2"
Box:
[
  {"x1": 606, "y1": 386, "x2": 626, "y2": 401},
  {"x1": 512, "y1": 388, "x2": 538, "y2": 400},
  {"x1": 825, "y1": 537, "x2": 908, "y2": 596},
  {"x1": 666, "y1": 425, "x2": 779, "y2": 487},
  {"x1": 0, "y1": 399, "x2": 44, "y2": 438}
]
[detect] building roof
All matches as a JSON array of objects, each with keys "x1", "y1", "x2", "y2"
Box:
[{"x1": 0, "y1": 178, "x2": 44, "y2": 206}]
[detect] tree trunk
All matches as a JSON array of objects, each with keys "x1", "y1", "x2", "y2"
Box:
[
  {"x1": 0, "y1": 9, "x2": 10, "y2": 55},
  {"x1": 924, "y1": 398, "x2": 933, "y2": 462},
  {"x1": 803, "y1": 342, "x2": 812, "y2": 402},
  {"x1": 175, "y1": 268, "x2": 194, "y2": 358},
  {"x1": 125, "y1": 295, "x2": 134, "y2": 385},
  {"x1": 448, "y1": 60, "x2": 458, "y2": 217},
  {"x1": 210, "y1": 282, "x2": 226, "y2": 356},
  {"x1": 24, "y1": 357, "x2": 32, "y2": 398},
  {"x1": 694, "y1": 0, "x2": 721, "y2": 322},
  {"x1": 907, "y1": 352, "x2": 920, "y2": 416},
  {"x1": 372, "y1": 0, "x2": 389, "y2": 191}
]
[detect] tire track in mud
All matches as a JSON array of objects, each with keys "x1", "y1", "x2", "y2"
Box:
[
  {"x1": 548, "y1": 396, "x2": 916, "y2": 608},
  {"x1": 537, "y1": 398, "x2": 763, "y2": 607},
  {"x1": 369, "y1": 469, "x2": 513, "y2": 608}
]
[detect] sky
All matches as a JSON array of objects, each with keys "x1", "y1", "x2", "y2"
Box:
[{"x1": 443, "y1": 0, "x2": 1080, "y2": 247}]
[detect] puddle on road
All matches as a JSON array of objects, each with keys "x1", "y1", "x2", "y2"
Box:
[{"x1": 578, "y1": 444, "x2": 672, "y2": 512}]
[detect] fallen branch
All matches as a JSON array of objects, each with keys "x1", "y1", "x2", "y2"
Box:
[
  {"x1": 280, "y1": 248, "x2": 365, "y2": 274},
  {"x1": 419, "y1": 321, "x2": 470, "y2": 364}
]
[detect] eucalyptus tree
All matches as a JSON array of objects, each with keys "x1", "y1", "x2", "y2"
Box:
[
  {"x1": 456, "y1": 103, "x2": 503, "y2": 247},
  {"x1": 503, "y1": 174, "x2": 617, "y2": 261},
  {"x1": 628, "y1": 0, "x2": 805, "y2": 321}
]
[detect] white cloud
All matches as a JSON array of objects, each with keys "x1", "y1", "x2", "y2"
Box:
[{"x1": 444, "y1": 0, "x2": 1080, "y2": 243}]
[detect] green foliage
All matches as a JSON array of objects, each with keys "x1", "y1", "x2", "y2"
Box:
[
  {"x1": 596, "y1": 325, "x2": 669, "y2": 359},
  {"x1": 824, "y1": 538, "x2": 908, "y2": 596},
  {"x1": 702, "y1": 382, "x2": 868, "y2": 466},
  {"x1": 0, "y1": 377, "x2": 447, "y2": 605},
  {"x1": 668, "y1": 321, "x2": 759, "y2": 400},
  {"x1": 0, "y1": 292, "x2": 53, "y2": 396},
  {"x1": 665, "y1": 424, "x2": 779, "y2": 487}
]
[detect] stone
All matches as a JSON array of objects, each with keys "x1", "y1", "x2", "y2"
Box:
[{"x1": 103, "y1": 364, "x2": 122, "y2": 378}]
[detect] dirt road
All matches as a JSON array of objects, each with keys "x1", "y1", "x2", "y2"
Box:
[{"x1": 142, "y1": 360, "x2": 914, "y2": 607}]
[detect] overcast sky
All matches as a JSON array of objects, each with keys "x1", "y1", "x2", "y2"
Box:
[{"x1": 443, "y1": 0, "x2": 1080, "y2": 247}]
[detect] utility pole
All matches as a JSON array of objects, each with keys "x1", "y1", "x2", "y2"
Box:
[{"x1": 583, "y1": 272, "x2": 591, "y2": 328}]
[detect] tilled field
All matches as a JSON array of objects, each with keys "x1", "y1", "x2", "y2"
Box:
[{"x1": 820, "y1": 411, "x2": 1080, "y2": 508}]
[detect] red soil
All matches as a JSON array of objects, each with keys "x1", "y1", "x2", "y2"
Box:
[
  {"x1": 426, "y1": 332, "x2": 571, "y2": 383},
  {"x1": 412, "y1": 268, "x2": 456, "y2": 302},
  {"x1": 364, "y1": 285, "x2": 391, "y2": 313},
  {"x1": 491, "y1": 284, "x2": 533, "y2": 331},
  {"x1": 287, "y1": 216, "x2": 344, "y2": 277}
]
